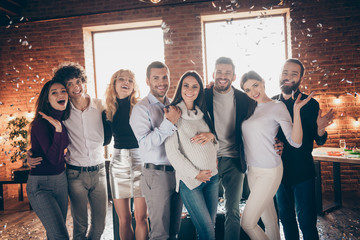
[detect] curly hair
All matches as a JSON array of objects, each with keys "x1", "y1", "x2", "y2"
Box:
[
  {"x1": 52, "y1": 62, "x2": 87, "y2": 86},
  {"x1": 105, "y1": 69, "x2": 140, "y2": 121}
]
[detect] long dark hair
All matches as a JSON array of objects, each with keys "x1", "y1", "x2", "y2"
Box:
[
  {"x1": 171, "y1": 71, "x2": 216, "y2": 135},
  {"x1": 30, "y1": 79, "x2": 71, "y2": 129},
  {"x1": 240, "y1": 70, "x2": 261, "y2": 120}
]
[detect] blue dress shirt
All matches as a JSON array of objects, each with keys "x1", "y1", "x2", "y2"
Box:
[{"x1": 130, "y1": 93, "x2": 177, "y2": 165}]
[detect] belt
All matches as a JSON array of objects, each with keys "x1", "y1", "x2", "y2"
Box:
[
  {"x1": 144, "y1": 163, "x2": 174, "y2": 172},
  {"x1": 66, "y1": 163, "x2": 105, "y2": 172}
]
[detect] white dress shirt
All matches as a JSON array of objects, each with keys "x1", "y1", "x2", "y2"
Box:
[{"x1": 63, "y1": 95, "x2": 105, "y2": 167}]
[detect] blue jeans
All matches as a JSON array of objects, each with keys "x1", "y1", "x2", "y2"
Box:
[
  {"x1": 276, "y1": 178, "x2": 319, "y2": 240},
  {"x1": 179, "y1": 174, "x2": 219, "y2": 240}
]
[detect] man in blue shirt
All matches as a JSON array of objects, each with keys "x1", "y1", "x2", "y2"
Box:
[{"x1": 130, "y1": 61, "x2": 183, "y2": 240}]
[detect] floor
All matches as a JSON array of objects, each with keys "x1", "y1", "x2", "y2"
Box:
[{"x1": 0, "y1": 191, "x2": 359, "y2": 240}]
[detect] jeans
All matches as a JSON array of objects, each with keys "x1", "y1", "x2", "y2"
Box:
[
  {"x1": 179, "y1": 174, "x2": 219, "y2": 240},
  {"x1": 276, "y1": 178, "x2": 319, "y2": 240},
  {"x1": 67, "y1": 167, "x2": 108, "y2": 240},
  {"x1": 26, "y1": 171, "x2": 69, "y2": 240},
  {"x1": 218, "y1": 157, "x2": 245, "y2": 240}
]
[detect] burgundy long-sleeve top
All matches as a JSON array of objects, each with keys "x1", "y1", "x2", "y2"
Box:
[{"x1": 29, "y1": 109, "x2": 69, "y2": 175}]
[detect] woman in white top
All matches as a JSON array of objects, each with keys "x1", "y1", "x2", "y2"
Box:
[
  {"x1": 165, "y1": 71, "x2": 219, "y2": 240},
  {"x1": 240, "y1": 71, "x2": 314, "y2": 240}
]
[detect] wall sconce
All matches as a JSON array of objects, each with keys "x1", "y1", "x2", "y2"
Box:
[
  {"x1": 26, "y1": 111, "x2": 34, "y2": 119},
  {"x1": 334, "y1": 95, "x2": 341, "y2": 104},
  {"x1": 354, "y1": 117, "x2": 359, "y2": 127},
  {"x1": 150, "y1": 0, "x2": 161, "y2": 3}
]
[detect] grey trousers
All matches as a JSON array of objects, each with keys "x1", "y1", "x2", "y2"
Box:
[
  {"x1": 26, "y1": 171, "x2": 69, "y2": 240},
  {"x1": 141, "y1": 167, "x2": 183, "y2": 240},
  {"x1": 66, "y1": 167, "x2": 108, "y2": 240},
  {"x1": 218, "y1": 157, "x2": 245, "y2": 240}
]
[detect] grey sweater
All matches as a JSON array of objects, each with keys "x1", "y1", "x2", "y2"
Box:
[{"x1": 165, "y1": 101, "x2": 218, "y2": 192}]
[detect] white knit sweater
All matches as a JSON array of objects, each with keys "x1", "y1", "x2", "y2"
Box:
[{"x1": 165, "y1": 101, "x2": 218, "y2": 192}]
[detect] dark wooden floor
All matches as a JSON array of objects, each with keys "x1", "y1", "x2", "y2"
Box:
[{"x1": 0, "y1": 191, "x2": 359, "y2": 240}]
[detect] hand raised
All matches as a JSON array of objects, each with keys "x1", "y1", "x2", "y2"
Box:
[
  {"x1": 317, "y1": 108, "x2": 335, "y2": 130},
  {"x1": 39, "y1": 112, "x2": 62, "y2": 132},
  {"x1": 294, "y1": 92, "x2": 315, "y2": 111}
]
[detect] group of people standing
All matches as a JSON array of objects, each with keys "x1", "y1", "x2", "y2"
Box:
[{"x1": 26, "y1": 56, "x2": 334, "y2": 240}]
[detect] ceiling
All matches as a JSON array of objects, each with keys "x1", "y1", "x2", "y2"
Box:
[{"x1": 0, "y1": 0, "x2": 27, "y2": 26}]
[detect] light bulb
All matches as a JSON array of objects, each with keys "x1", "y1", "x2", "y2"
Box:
[{"x1": 334, "y1": 96, "x2": 341, "y2": 104}]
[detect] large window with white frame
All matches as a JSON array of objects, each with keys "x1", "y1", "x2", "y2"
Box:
[
  {"x1": 202, "y1": 9, "x2": 290, "y2": 97},
  {"x1": 83, "y1": 20, "x2": 164, "y2": 158},
  {"x1": 84, "y1": 20, "x2": 165, "y2": 100}
]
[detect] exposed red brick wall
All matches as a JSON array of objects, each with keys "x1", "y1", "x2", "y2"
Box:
[{"x1": 0, "y1": 0, "x2": 359, "y2": 198}]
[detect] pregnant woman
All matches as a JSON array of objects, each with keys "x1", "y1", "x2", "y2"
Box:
[{"x1": 165, "y1": 71, "x2": 219, "y2": 240}]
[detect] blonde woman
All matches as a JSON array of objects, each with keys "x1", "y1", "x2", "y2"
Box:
[{"x1": 105, "y1": 69, "x2": 148, "y2": 240}]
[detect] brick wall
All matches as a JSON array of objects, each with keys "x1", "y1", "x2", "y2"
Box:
[{"x1": 0, "y1": 0, "x2": 359, "y2": 198}]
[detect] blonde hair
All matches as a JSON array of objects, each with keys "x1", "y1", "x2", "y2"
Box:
[{"x1": 105, "y1": 69, "x2": 140, "y2": 121}]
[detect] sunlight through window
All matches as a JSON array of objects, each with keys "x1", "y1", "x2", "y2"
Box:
[
  {"x1": 203, "y1": 14, "x2": 288, "y2": 97},
  {"x1": 93, "y1": 27, "x2": 164, "y2": 100}
]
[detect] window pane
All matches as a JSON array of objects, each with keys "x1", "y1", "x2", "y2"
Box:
[
  {"x1": 204, "y1": 16, "x2": 286, "y2": 97},
  {"x1": 93, "y1": 27, "x2": 164, "y2": 99}
]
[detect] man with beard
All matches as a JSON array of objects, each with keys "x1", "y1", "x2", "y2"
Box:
[
  {"x1": 273, "y1": 58, "x2": 334, "y2": 240},
  {"x1": 204, "y1": 57, "x2": 282, "y2": 240},
  {"x1": 130, "y1": 61, "x2": 183, "y2": 240}
]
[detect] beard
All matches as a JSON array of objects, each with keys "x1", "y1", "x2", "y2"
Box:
[
  {"x1": 280, "y1": 79, "x2": 301, "y2": 95},
  {"x1": 214, "y1": 78, "x2": 232, "y2": 93}
]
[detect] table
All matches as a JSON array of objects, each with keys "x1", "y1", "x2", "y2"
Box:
[
  {"x1": 0, "y1": 177, "x2": 28, "y2": 211},
  {"x1": 312, "y1": 147, "x2": 360, "y2": 215}
]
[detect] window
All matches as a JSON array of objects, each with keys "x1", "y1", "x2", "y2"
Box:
[
  {"x1": 202, "y1": 9, "x2": 290, "y2": 97},
  {"x1": 84, "y1": 20, "x2": 164, "y2": 100},
  {"x1": 83, "y1": 20, "x2": 164, "y2": 158}
]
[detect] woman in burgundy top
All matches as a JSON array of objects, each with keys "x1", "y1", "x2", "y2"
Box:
[{"x1": 26, "y1": 79, "x2": 71, "y2": 239}]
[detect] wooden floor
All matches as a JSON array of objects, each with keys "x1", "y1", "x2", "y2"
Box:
[{"x1": 0, "y1": 191, "x2": 359, "y2": 240}]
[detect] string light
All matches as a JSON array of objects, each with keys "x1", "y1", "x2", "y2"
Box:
[
  {"x1": 354, "y1": 118, "x2": 359, "y2": 127},
  {"x1": 334, "y1": 95, "x2": 341, "y2": 104}
]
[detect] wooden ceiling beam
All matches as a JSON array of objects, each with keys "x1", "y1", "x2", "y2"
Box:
[{"x1": 0, "y1": 0, "x2": 24, "y2": 16}]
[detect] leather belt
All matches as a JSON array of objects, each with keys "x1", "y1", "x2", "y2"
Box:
[
  {"x1": 67, "y1": 163, "x2": 105, "y2": 172},
  {"x1": 144, "y1": 163, "x2": 174, "y2": 172}
]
